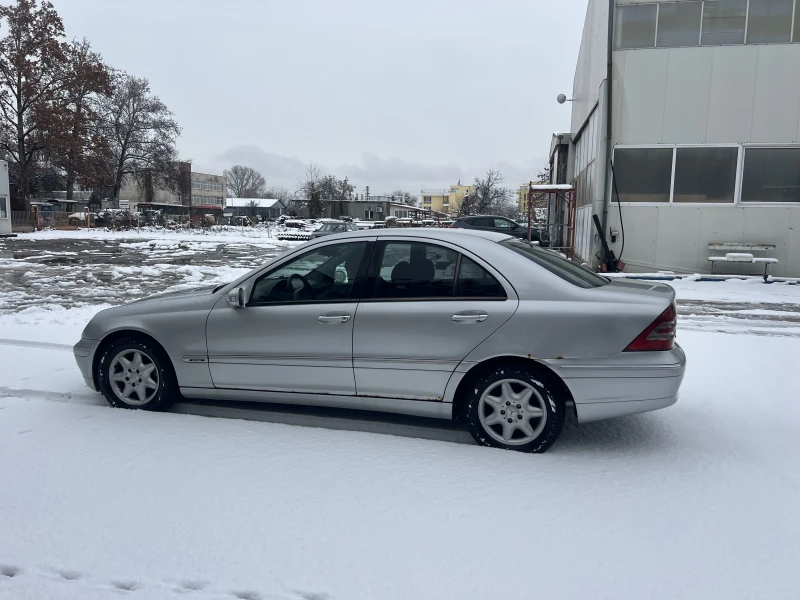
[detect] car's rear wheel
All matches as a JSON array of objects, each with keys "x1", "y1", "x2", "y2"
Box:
[
  {"x1": 97, "y1": 338, "x2": 176, "y2": 411},
  {"x1": 464, "y1": 364, "x2": 565, "y2": 453}
]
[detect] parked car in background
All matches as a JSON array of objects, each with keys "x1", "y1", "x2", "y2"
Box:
[
  {"x1": 451, "y1": 215, "x2": 550, "y2": 246},
  {"x1": 74, "y1": 228, "x2": 685, "y2": 454},
  {"x1": 311, "y1": 220, "x2": 360, "y2": 238}
]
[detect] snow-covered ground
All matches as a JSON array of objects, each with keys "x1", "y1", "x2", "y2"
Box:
[{"x1": 2, "y1": 230, "x2": 800, "y2": 599}]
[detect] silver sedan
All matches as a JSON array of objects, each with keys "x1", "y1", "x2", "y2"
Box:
[{"x1": 73, "y1": 229, "x2": 685, "y2": 453}]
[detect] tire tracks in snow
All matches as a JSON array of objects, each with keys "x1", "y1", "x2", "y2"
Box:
[
  {"x1": 0, "y1": 338, "x2": 74, "y2": 351},
  {"x1": 0, "y1": 561, "x2": 330, "y2": 599}
]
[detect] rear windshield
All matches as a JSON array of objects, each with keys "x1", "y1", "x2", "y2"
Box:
[
  {"x1": 501, "y1": 240, "x2": 609, "y2": 288},
  {"x1": 319, "y1": 223, "x2": 345, "y2": 232}
]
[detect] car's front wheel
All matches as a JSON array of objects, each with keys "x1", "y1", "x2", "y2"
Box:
[
  {"x1": 464, "y1": 364, "x2": 565, "y2": 453},
  {"x1": 97, "y1": 338, "x2": 176, "y2": 411}
]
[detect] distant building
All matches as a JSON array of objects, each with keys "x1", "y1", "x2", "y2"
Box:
[
  {"x1": 292, "y1": 198, "x2": 419, "y2": 221},
  {"x1": 117, "y1": 164, "x2": 225, "y2": 215},
  {"x1": 420, "y1": 184, "x2": 473, "y2": 215},
  {"x1": 224, "y1": 198, "x2": 286, "y2": 220},
  {"x1": 190, "y1": 171, "x2": 225, "y2": 209}
]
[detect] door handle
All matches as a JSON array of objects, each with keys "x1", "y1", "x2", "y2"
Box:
[
  {"x1": 451, "y1": 312, "x2": 489, "y2": 323},
  {"x1": 318, "y1": 314, "x2": 351, "y2": 324}
]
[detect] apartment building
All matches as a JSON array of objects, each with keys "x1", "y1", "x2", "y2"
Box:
[
  {"x1": 420, "y1": 184, "x2": 474, "y2": 215},
  {"x1": 191, "y1": 171, "x2": 226, "y2": 208}
]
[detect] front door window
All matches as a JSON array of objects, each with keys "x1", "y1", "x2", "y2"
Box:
[{"x1": 250, "y1": 242, "x2": 367, "y2": 304}]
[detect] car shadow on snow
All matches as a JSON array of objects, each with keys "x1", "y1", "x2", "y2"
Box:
[
  {"x1": 172, "y1": 399, "x2": 676, "y2": 455},
  {"x1": 553, "y1": 412, "x2": 676, "y2": 455}
]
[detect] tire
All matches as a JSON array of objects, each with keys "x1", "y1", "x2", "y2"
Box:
[
  {"x1": 464, "y1": 364, "x2": 565, "y2": 453},
  {"x1": 97, "y1": 337, "x2": 177, "y2": 411}
]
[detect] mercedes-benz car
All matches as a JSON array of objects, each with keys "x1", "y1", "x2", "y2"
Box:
[{"x1": 73, "y1": 229, "x2": 685, "y2": 453}]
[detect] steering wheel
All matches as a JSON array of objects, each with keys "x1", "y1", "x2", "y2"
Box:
[{"x1": 288, "y1": 273, "x2": 315, "y2": 301}]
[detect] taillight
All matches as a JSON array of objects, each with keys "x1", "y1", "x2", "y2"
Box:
[{"x1": 624, "y1": 303, "x2": 676, "y2": 352}]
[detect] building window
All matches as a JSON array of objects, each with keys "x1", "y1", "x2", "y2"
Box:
[
  {"x1": 702, "y1": 0, "x2": 747, "y2": 45},
  {"x1": 423, "y1": 196, "x2": 432, "y2": 204},
  {"x1": 673, "y1": 147, "x2": 738, "y2": 203},
  {"x1": 741, "y1": 148, "x2": 800, "y2": 202},
  {"x1": 796, "y1": 0, "x2": 800, "y2": 41},
  {"x1": 613, "y1": 148, "x2": 673, "y2": 203},
  {"x1": 747, "y1": 0, "x2": 793, "y2": 43},
  {"x1": 657, "y1": 1, "x2": 703, "y2": 47},
  {"x1": 614, "y1": 3, "x2": 657, "y2": 49}
]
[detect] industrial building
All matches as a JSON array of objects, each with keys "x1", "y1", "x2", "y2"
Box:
[{"x1": 560, "y1": 0, "x2": 800, "y2": 276}]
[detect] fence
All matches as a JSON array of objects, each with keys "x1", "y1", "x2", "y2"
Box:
[{"x1": 11, "y1": 210, "x2": 203, "y2": 231}]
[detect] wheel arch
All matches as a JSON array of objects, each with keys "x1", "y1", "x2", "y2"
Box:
[
  {"x1": 92, "y1": 329, "x2": 175, "y2": 390},
  {"x1": 451, "y1": 355, "x2": 575, "y2": 421}
]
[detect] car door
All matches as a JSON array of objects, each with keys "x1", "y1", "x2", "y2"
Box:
[
  {"x1": 206, "y1": 239, "x2": 372, "y2": 394},
  {"x1": 352, "y1": 238, "x2": 518, "y2": 401}
]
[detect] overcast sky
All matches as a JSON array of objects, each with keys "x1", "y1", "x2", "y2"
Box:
[{"x1": 57, "y1": 0, "x2": 587, "y2": 195}]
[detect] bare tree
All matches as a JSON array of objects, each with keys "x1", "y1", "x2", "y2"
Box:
[
  {"x1": 457, "y1": 168, "x2": 515, "y2": 217},
  {"x1": 97, "y1": 72, "x2": 181, "y2": 202},
  {"x1": 537, "y1": 165, "x2": 551, "y2": 185},
  {"x1": 263, "y1": 186, "x2": 294, "y2": 210},
  {"x1": 390, "y1": 189, "x2": 418, "y2": 205},
  {"x1": 224, "y1": 164, "x2": 265, "y2": 198},
  {"x1": 0, "y1": 0, "x2": 68, "y2": 209},
  {"x1": 245, "y1": 199, "x2": 260, "y2": 218},
  {"x1": 52, "y1": 38, "x2": 112, "y2": 200},
  {"x1": 297, "y1": 163, "x2": 323, "y2": 218}
]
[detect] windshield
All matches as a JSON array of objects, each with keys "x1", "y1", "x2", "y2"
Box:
[
  {"x1": 319, "y1": 223, "x2": 345, "y2": 232},
  {"x1": 502, "y1": 240, "x2": 608, "y2": 288}
]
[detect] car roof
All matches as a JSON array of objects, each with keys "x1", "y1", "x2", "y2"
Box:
[
  {"x1": 457, "y1": 215, "x2": 513, "y2": 220},
  {"x1": 310, "y1": 227, "x2": 512, "y2": 243}
]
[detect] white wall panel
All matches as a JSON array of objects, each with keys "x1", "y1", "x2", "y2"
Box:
[
  {"x1": 705, "y1": 46, "x2": 757, "y2": 143},
  {"x1": 605, "y1": 206, "x2": 800, "y2": 277},
  {"x1": 751, "y1": 45, "x2": 800, "y2": 144},
  {"x1": 654, "y1": 207, "x2": 703, "y2": 271},
  {"x1": 575, "y1": 206, "x2": 594, "y2": 263},
  {"x1": 618, "y1": 50, "x2": 668, "y2": 144},
  {"x1": 611, "y1": 51, "x2": 626, "y2": 145},
  {"x1": 661, "y1": 47, "x2": 713, "y2": 144},
  {"x1": 788, "y1": 208, "x2": 800, "y2": 277},
  {"x1": 572, "y1": 0, "x2": 610, "y2": 128},
  {"x1": 606, "y1": 206, "x2": 660, "y2": 267}
]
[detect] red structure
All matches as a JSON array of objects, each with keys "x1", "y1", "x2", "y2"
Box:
[{"x1": 525, "y1": 183, "x2": 576, "y2": 260}]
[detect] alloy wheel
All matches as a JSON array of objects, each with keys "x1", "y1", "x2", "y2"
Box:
[
  {"x1": 478, "y1": 379, "x2": 547, "y2": 445},
  {"x1": 109, "y1": 349, "x2": 160, "y2": 406}
]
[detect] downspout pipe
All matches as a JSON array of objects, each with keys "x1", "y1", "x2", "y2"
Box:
[{"x1": 601, "y1": 0, "x2": 614, "y2": 236}]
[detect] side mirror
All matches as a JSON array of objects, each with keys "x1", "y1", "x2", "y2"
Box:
[{"x1": 227, "y1": 287, "x2": 245, "y2": 308}]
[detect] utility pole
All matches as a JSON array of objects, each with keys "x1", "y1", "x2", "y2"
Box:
[{"x1": 527, "y1": 180, "x2": 533, "y2": 243}]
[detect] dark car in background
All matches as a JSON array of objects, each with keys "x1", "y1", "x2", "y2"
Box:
[
  {"x1": 312, "y1": 220, "x2": 360, "y2": 239},
  {"x1": 450, "y1": 215, "x2": 550, "y2": 247}
]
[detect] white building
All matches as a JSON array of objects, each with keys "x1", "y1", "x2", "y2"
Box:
[{"x1": 564, "y1": 0, "x2": 800, "y2": 276}]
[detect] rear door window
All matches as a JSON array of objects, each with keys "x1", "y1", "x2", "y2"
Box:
[
  {"x1": 456, "y1": 257, "x2": 506, "y2": 298},
  {"x1": 373, "y1": 242, "x2": 458, "y2": 299}
]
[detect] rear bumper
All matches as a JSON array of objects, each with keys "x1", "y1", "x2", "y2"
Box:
[
  {"x1": 546, "y1": 343, "x2": 686, "y2": 423},
  {"x1": 73, "y1": 338, "x2": 100, "y2": 392}
]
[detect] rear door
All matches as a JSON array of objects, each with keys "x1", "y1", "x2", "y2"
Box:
[{"x1": 352, "y1": 238, "x2": 518, "y2": 401}]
